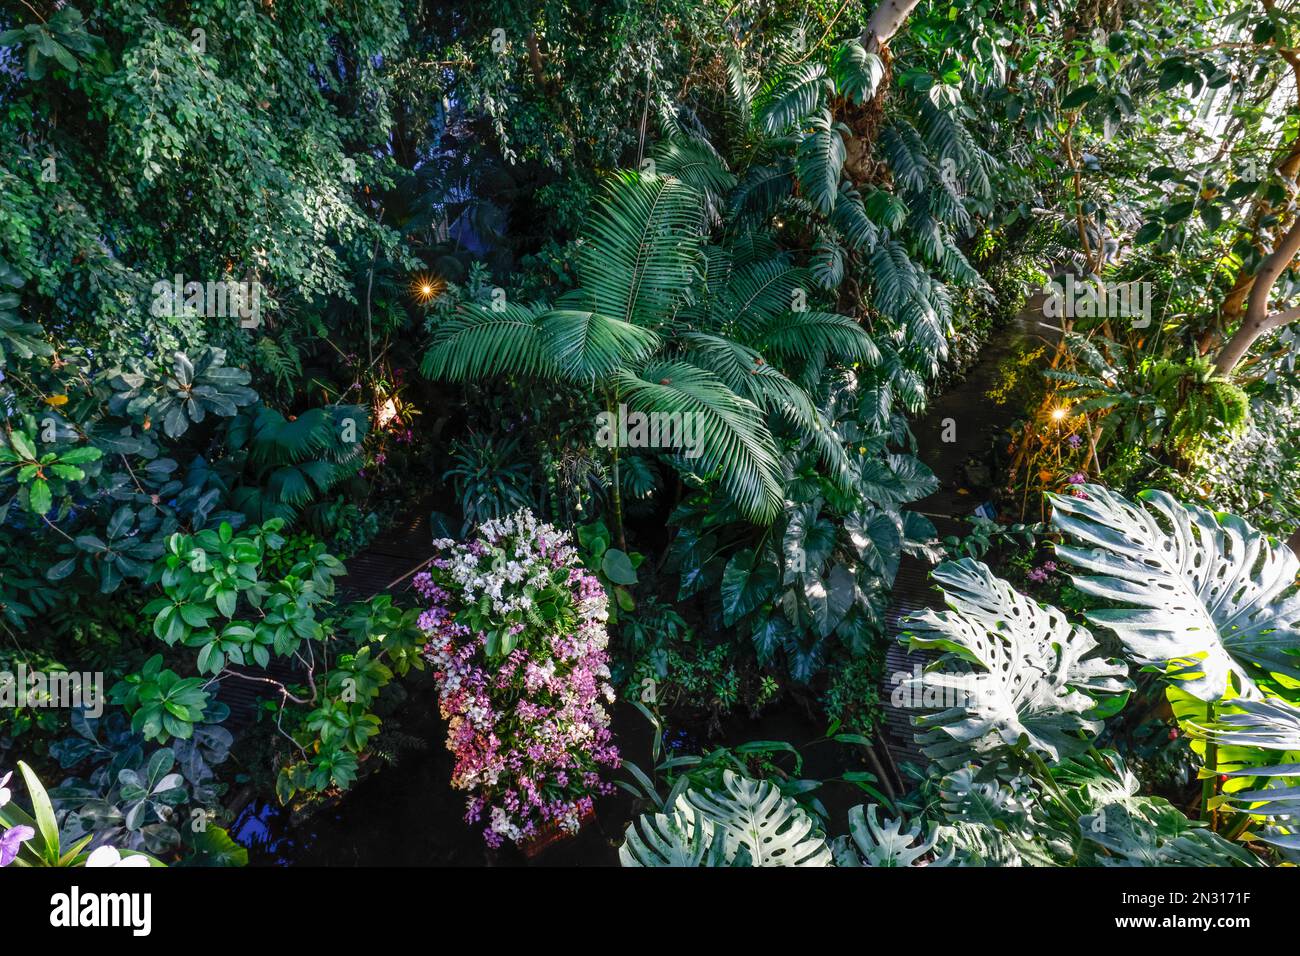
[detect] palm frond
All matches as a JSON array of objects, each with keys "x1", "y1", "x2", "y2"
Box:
[
  {"x1": 420, "y1": 301, "x2": 553, "y2": 381},
  {"x1": 538, "y1": 309, "x2": 661, "y2": 382},
  {"x1": 795, "y1": 111, "x2": 846, "y2": 216},
  {"x1": 758, "y1": 62, "x2": 832, "y2": 135},
  {"x1": 613, "y1": 360, "x2": 782, "y2": 522},
  {"x1": 753, "y1": 311, "x2": 881, "y2": 367},
  {"x1": 651, "y1": 137, "x2": 737, "y2": 223},
  {"x1": 576, "y1": 171, "x2": 706, "y2": 328}
]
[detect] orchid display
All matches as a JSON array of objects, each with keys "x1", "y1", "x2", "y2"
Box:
[{"x1": 416, "y1": 510, "x2": 620, "y2": 847}]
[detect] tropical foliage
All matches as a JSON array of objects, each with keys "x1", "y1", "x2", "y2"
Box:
[{"x1": 1, "y1": 0, "x2": 1298, "y2": 876}]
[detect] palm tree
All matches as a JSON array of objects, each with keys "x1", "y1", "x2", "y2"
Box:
[{"x1": 421, "y1": 170, "x2": 877, "y2": 544}]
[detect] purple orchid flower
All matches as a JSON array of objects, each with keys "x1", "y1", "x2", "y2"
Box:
[{"x1": 0, "y1": 825, "x2": 34, "y2": 866}]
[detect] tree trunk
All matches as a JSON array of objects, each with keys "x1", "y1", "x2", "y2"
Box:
[
  {"x1": 1214, "y1": 215, "x2": 1300, "y2": 374},
  {"x1": 862, "y1": 0, "x2": 924, "y2": 51}
]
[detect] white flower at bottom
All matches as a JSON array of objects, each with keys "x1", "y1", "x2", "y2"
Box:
[{"x1": 85, "y1": 845, "x2": 150, "y2": 868}]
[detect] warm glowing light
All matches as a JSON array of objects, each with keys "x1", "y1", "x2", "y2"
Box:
[
  {"x1": 1050, "y1": 406, "x2": 1069, "y2": 422},
  {"x1": 408, "y1": 273, "x2": 445, "y2": 304},
  {"x1": 377, "y1": 396, "x2": 400, "y2": 428}
]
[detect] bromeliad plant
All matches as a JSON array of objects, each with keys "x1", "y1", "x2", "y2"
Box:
[{"x1": 416, "y1": 509, "x2": 620, "y2": 847}]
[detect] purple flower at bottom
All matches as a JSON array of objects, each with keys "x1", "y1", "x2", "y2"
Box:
[{"x1": 0, "y1": 825, "x2": 34, "y2": 866}]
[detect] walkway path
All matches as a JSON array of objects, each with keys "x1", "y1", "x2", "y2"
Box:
[{"x1": 880, "y1": 295, "x2": 1061, "y2": 770}]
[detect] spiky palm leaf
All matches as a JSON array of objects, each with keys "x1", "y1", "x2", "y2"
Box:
[
  {"x1": 879, "y1": 121, "x2": 932, "y2": 193},
  {"x1": 757, "y1": 62, "x2": 832, "y2": 135},
  {"x1": 751, "y1": 311, "x2": 881, "y2": 368},
  {"x1": 574, "y1": 171, "x2": 705, "y2": 328},
  {"x1": 680, "y1": 332, "x2": 853, "y2": 487},
  {"x1": 614, "y1": 361, "x2": 782, "y2": 521},
  {"x1": 650, "y1": 137, "x2": 737, "y2": 223},
  {"x1": 420, "y1": 301, "x2": 553, "y2": 381},
  {"x1": 869, "y1": 240, "x2": 920, "y2": 318},
  {"x1": 716, "y1": 255, "x2": 808, "y2": 337},
  {"x1": 730, "y1": 160, "x2": 795, "y2": 226},
  {"x1": 830, "y1": 184, "x2": 881, "y2": 253},
  {"x1": 795, "y1": 111, "x2": 846, "y2": 216},
  {"x1": 538, "y1": 308, "x2": 661, "y2": 382}
]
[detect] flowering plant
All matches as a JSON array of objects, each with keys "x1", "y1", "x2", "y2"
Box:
[{"x1": 415, "y1": 510, "x2": 620, "y2": 847}]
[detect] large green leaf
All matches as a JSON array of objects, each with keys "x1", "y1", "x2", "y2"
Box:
[
  {"x1": 721, "y1": 548, "x2": 779, "y2": 626},
  {"x1": 537, "y1": 309, "x2": 660, "y2": 382},
  {"x1": 575, "y1": 171, "x2": 704, "y2": 328},
  {"x1": 901, "y1": 559, "x2": 1130, "y2": 768},
  {"x1": 618, "y1": 804, "x2": 733, "y2": 867},
  {"x1": 795, "y1": 112, "x2": 846, "y2": 216},
  {"x1": 420, "y1": 301, "x2": 554, "y2": 381},
  {"x1": 681, "y1": 771, "x2": 833, "y2": 866},
  {"x1": 833, "y1": 804, "x2": 953, "y2": 867},
  {"x1": 614, "y1": 361, "x2": 782, "y2": 521},
  {"x1": 1051, "y1": 485, "x2": 1300, "y2": 700}
]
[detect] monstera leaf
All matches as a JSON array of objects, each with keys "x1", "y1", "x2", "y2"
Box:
[
  {"x1": 832, "y1": 804, "x2": 953, "y2": 867},
  {"x1": 937, "y1": 766, "x2": 1067, "y2": 866},
  {"x1": 937, "y1": 820, "x2": 1025, "y2": 866},
  {"x1": 1200, "y1": 698, "x2": 1300, "y2": 854},
  {"x1": 901, "y1": 559, "x2": 1130, "y2": 768},
  {"x1": 1202, "y1": 697, "x2": 1300, "y2": 750},
  {"x1": 618, "y1": 804, "x2": 734, "y2": 867},
  {"x1": 1051, "y1": 485, "x2": 1300, "y2": 701},
  {"x1": 627, "y1": 771, "x2": 833, "y2": 867},
  {"x1": 1079, "y1": 797, "x2": 1261, "y2": 867},
  {"x1": 620, "y1": 772, "x2": 831, "y2": 867}
]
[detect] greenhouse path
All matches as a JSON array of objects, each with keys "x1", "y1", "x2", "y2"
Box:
[{"x1": 880, "y1": 294, "x2": 1061, "y2": 771}]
